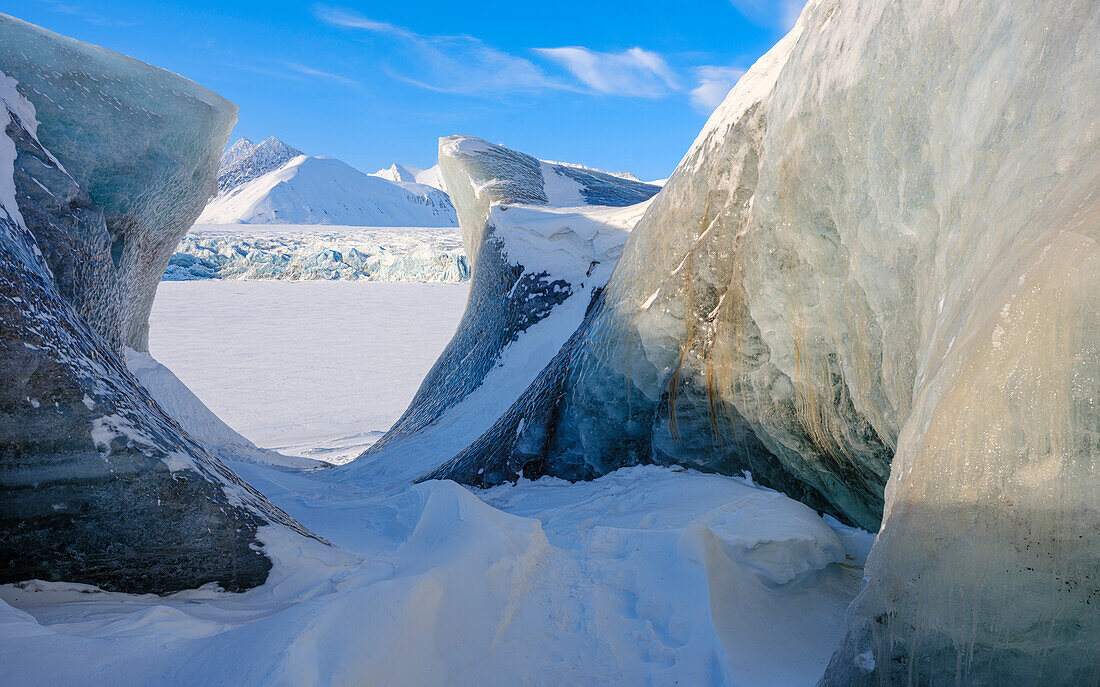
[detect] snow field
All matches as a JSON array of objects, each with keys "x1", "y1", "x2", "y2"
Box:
[{"x1": 147, "y1": 280, "x2": 470, "y2": 463}]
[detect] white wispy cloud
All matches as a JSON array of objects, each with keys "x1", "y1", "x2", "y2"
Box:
[
  {"x1": 314, "y1": 5, "x2": 751, "y2": 113},
  {"x1": 312, "y1": 7, "x2": 415, "y2": 39},
  {"x1": 690, "y1": 66, "x2": 746, "y2": 114},
  {"x1": 729, "y1": 0, "x2": 808, "y2": 31},
  {"x1": 534, "y1": 47, "x2": 680, "y2": 98},
  {"x1": 314, "y1": 6, "x2": 567, "y2": 95},
  {"x1": 284, "y1": 62, "x2": 358, "y2": 86}
]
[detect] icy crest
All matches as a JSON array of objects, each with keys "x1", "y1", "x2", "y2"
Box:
[
  {"x1": 351, "y1": 137, "x2": 658, "y2": 479},
  {"x1": 372, "y1": 162, "x2": 446, "y2": 190}
]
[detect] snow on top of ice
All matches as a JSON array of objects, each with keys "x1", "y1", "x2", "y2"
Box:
[
  {"x1": 489, "y1": 200, "x2": 651, "y2": 283},
  {"x1": 0, "y1": 69, "x2": 59, "y2": 279},
  {"x1": 538, "y1": 161, "x2": 586, "y2": 207},
  {"x1": 440, "y1": 135, "x2": 661, "y2": 210},
  {"x1": 0, "y1": 72, "x2": 29, "y2": 236},
  {"x1": 539, "y1": 159, "x2": 643, "y2": 182}
]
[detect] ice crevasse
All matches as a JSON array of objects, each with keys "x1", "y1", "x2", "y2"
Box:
[
  {"x1": 390, "y1": 0, "x2": 1099, "y2": 683},
  {"x1": 0, "y1": 14, "x2": 316, "y2": 594}
]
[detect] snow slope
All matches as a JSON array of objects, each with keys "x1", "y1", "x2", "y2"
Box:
[
  {"x1": 198, "y1": 155, "x2": 457, "y2": 227},
  {"x1": 166, "y1": 224, "x2": 468, "y2": 282},
  {"x1": 124, "y1": 348, "x2": 320, "y2": 469}
]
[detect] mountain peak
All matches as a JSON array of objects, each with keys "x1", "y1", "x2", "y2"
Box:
[
  {"x1": 217, "y1": 136, "x2": 304, "y2": 195},
  {"x1": 372, "y1": 162, "x2": 445, "y2": 191}
]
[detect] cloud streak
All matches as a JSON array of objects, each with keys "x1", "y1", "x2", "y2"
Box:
[
  {"x1": 535, "y1": 47, "x2": 680, "y2": 98},
  {"x1": 314, "y1": 5, "x2": 750, "y2": 114},
  {"x1": 313, "y1": 7, "x2": 415, "y2": 39},
  {"x1": 314, "y1": 6, "x2": 567, "y2": 95},
  {"x1": 32, "y1": 0, "x2": 141, "y2": 27},
  {"x1": 284, "y1": 62, "x2": 358, "y2": 86}
]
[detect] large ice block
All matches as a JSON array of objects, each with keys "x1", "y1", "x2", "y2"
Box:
[
  {"x1": 1, "y1": 14, "x2": 316, "y2": 594},
  {"x1": 418, "y1": 0, "x2": 1099, "y2": 682},
  {"x1": 354, "y1": 137, "x2": 659, "y2": 467}
]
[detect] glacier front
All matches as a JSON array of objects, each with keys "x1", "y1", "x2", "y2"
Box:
[{"x1": 166, "y1": 225, "x2": 469, "y2": 282}]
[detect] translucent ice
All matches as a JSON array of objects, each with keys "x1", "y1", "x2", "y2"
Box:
[
  {"x1": 351, "y1": 137, "x2": 657, "y2": 478},
  {"x1": 0, "y1": 14, "x2": 315, "y2": 594},
  {"x1": 418, "y1": 0, "x2": 1099, "y2": 682}
]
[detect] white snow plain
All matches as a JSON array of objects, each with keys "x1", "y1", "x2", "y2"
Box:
[{"x1": 147, "y1": 280, "x2": 470, "y2": 463}]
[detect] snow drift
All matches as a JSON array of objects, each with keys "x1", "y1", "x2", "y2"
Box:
[
  {"x1": 198, "y1": 154, "x2": 457, "y2": 227},
  {"x1": 368, "y1": 1, "x2": 1099, "y2": 683},
  {"x1": 0, "y1": 13, "x2": 314, "y2": 594}
]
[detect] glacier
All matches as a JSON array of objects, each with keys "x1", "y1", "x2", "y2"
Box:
[
  {"x1": 166, "y1": 225, "x2": 469, "y2": 282},
  {"x1": 0, "y1": 0, "x2": 1096, "y2": 682},
  {"x1": 0, "y1": 13, "x2": 315, "y2": 594},
  {"x1": 358, "y1": 0, "x2": 1098, "y2": 683}
]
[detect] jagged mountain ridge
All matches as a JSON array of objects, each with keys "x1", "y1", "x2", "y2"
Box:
[
  {"x1": 216, "y1": 136, "x2": 303, "y2": 195},
  {"x1": 372, "y1": 162, "x2": 446, "y2": 191}
]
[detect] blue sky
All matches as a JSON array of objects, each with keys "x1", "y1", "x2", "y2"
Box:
[{"x1": 8, "y1": 0, "x2": 804, "y2": 180}]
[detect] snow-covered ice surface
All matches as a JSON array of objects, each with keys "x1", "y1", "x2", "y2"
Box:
[
  {"x1": 147, "y1": 280, "x2": 469, "y2": 463},
  {"x1": 167, "y1": 224, "x2": 468, "y2": 282},
  {"x1": 124, "y1": 347, "x2": 321, "y2": 469},
  {"x1": 0, "y1": 459, "x2": 872, "y2": 687},
  {"x1": 2, "y1": 124, "x2": 872, "y2": 684},
  {"x1": 4, "y1": 265, "x2": 875, "y2": 686}
]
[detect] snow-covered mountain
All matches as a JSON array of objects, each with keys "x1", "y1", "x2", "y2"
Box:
[
  {"x1": 372, "y1": 162, "x2": 446, "y2": 190},
  {"x1": 217, "y1": 136, "x2": 303, "y2": 195},
  {"x1": 198, "y1": 154, "x2": 457, "y2": 226}
]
